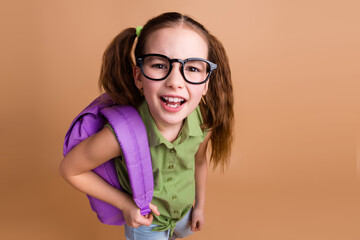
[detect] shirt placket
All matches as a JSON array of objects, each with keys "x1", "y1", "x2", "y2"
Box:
[{"x1": 165, "y1": 147, "x2": 180, "y2": 218}]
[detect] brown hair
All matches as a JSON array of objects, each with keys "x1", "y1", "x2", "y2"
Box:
[{"x1": 99, "y1": 12, "x2": 234, "y2": 170}]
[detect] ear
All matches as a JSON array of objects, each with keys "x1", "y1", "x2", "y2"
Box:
[
  {"x1": 133, "y1": 66, "x2": 143, "y2": 90},
  {"x1": 202, "y1": 81, "x2": 209, "y2": 95}
]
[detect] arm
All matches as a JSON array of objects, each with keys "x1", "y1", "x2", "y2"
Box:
[
  {"x1": 59, "y1": 127, "x2": 159, "y2": 227},
  {"x1": 191, "y1": 131, "x2": 211, "y2": 231}
]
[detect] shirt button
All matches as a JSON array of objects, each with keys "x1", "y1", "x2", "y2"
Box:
[
  {"x1": 168, "y1": 164, "x2": 174, "y2": 169},
  {"x1": 167, "y1": 177, "x2": 173, "y2": 182},
  {"x1": 172, "y1": 195, "x2": 177, "y2": 200},
  {"x1": 173, "y1": 210, "x2": 179, "y2": 214},
  {"x1": 170, "y1": 149, "x2": 176, "y2": 154}
]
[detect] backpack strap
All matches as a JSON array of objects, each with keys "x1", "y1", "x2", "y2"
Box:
[
  {"x1": 63, "y1": 94, "x2": 153, "y2": 225},
  {"x1": 101, "y1": 106, "x2": 153, "y2": 216}
]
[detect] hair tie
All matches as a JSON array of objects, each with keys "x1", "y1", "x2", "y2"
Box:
[{"x1": 136, "y1": 26, "x2": 143, "y2": 37}]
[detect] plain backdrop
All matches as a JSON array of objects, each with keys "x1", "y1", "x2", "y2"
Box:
[{"x1": 1, "y1": 0, "x2": 359, "y2": 239}]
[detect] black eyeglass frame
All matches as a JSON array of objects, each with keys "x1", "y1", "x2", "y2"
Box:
[{"x1": 136, "y1": 53, "x2": 217, "y2": 85}]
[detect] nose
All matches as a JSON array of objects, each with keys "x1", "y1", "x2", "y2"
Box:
[{"x1": 165, "y1": 62, "x2": 185, "y2": 89}]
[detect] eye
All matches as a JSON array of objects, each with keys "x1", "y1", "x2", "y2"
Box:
[
  {"x1": 186, "y1": 66, "x2": 200, "y2": 72},
  {"x1": 185, "y1": 60, "x2": 207, "y2": 73},
  {"x1": 151, "y1": 64, "x2": 167, "y2": 69},
  {"x1": 143, "y1": 55, "x2": 169, "y2": 70}
]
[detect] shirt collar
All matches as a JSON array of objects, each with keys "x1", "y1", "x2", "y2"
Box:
[{"x1": 137, "y1": 101, "x2": 204, "y2": 148}]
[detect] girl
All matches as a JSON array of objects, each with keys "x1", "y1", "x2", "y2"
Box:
[{"x1": 60, "y1": 12, "x2": 233, "y2": 240}]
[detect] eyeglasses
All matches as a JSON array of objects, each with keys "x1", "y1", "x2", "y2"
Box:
[{"x1": 136, "y1": 54, "x2": 217, "y2": 84}]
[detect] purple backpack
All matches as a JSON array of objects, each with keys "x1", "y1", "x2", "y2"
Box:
[{"x1": 63, "y1": 93, "x2": 154, "y2": 226}]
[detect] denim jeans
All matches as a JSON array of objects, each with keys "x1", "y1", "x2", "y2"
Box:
[{"x1": 125, "y1": 209, "x2": 193, "y2": 240}]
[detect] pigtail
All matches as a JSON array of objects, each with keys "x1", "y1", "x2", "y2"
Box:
[
  {"x1": 200, "y1": 33, "x2": 234, "y2": 171},
  {"x1": 99, "y1": 28, "x2": 144, "y2": 107}
]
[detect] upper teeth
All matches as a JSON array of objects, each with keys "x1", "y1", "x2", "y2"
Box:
[{"x1": 163, "y1": 96, "x2": 184, "y2": 103}]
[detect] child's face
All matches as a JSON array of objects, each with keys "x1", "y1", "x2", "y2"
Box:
[{"x1": 134, "y1": 26, "x2": 209, "y2": 131}]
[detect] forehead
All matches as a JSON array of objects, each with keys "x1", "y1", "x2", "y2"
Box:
[{"x1": 144, "y1": 26, "x2": 209, "y2": 59}]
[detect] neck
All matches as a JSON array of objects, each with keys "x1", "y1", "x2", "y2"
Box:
[{"x1": 156, "y1": 120, "x2": 184, "y2": 143}]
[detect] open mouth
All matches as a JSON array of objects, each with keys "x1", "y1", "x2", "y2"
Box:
[{"x1": 160, "y1": 96, "x2": 186, "y2": 108}]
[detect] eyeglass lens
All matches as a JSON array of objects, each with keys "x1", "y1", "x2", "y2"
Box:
[{"x1": 142, "y1": 55, "x2": 210, "y2": 83}]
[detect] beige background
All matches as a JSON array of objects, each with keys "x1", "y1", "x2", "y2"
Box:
[{"x1": 1, "y1": 0, "x2": 359, "y2": 239}]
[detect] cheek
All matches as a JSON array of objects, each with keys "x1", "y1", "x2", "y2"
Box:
[
  {"x1": 142, "y1": 80, "x2": 161, "y2": 98},
  {"x1": 190, "y1": 86, "x2": 207, "y2": 102}
]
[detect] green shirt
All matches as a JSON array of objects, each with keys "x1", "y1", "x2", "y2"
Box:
[{"x1": 108, "y1": 101, "x2": 207, "y2": 235}]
